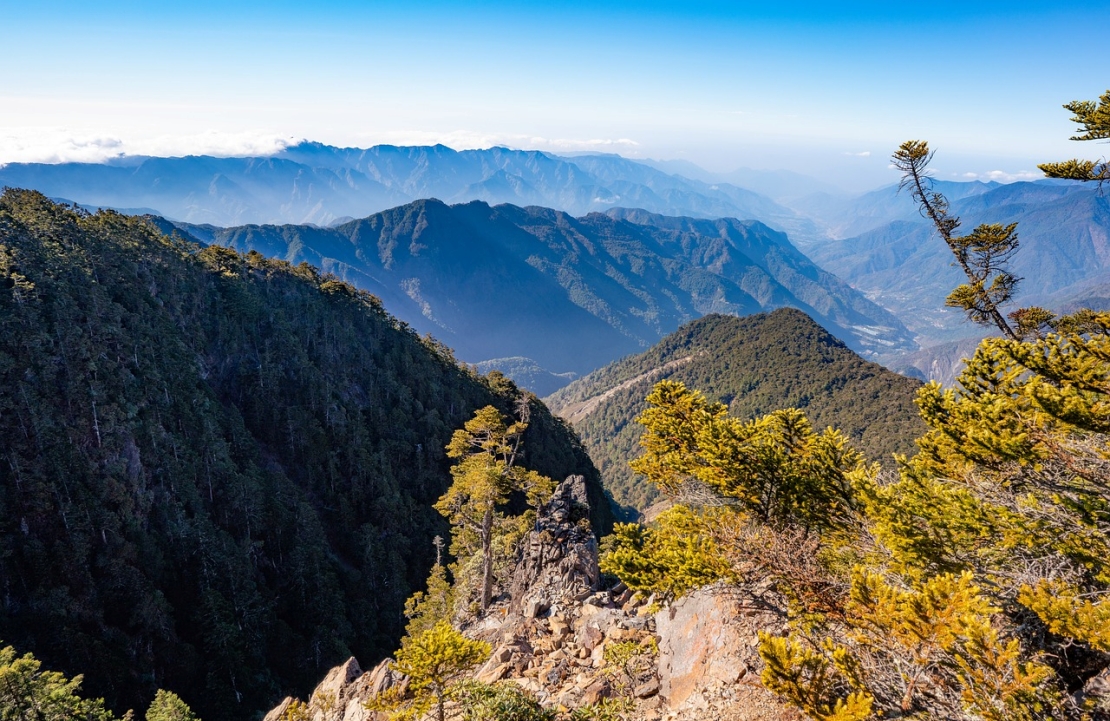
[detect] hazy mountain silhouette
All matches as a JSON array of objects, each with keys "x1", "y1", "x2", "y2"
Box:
[
  {"x1": 1, "y1": 143, "x2": 816, "y2": 235},
  {"x1": 804, "y1": 180, "x2": 1109, "y2": 344}
]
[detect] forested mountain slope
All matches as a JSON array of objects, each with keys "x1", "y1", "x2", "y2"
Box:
[
  {"x1": 0, "y1": 190, "x2": 610, "y2": 721},
  {"x1": 167, "y1": 199, "x2": 912, "y2": 387},
  {"x1": 546, "y1": 310, "x2": 925, "y2": 511}
]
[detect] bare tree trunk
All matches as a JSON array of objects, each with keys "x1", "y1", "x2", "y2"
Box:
[{"x1": 480, "y1": 508, "x2": 494, "y2": 613}]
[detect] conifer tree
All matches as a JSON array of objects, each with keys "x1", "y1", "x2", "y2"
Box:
[
  {"x1": 1039, "y1": 89, "x2": 1110, "y2": 184},
  {"x1": 403, "y1": 537, "x2": 455, "y2": 636},
  {"x1": 145, "y1": 690, "x2": 199, "y2": 721},
  {"x1": 369, "y1": 622, "x2": 490, "y2": 721},
  {"x1": 891, "y1": 140, "x2": 1021, "y2": 340},
  {"x1": 435, "y1": 405, "x2": 554, "y2": 614},
  {"x1": 0, "y1": 644, "x2": 125, "y2": 721}
]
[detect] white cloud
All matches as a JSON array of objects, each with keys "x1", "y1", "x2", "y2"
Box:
[
  {"x1": 368, "y1": 129, "x2": 640, "y2": 152},
  {"x1": 0, "y1": 128, "x2": 300, "y2": 165},
  {"x1": 958, "y1": 169, "x2": 1041, "y2": 183},
  {"x1": 843, "y1": 150, "x2": 871, "y2": 157},
  {"x1": 0, "y1": 127, "x2": 639, "y2": 165}
]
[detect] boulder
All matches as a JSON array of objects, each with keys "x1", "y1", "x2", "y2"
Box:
[{"x1": 654, "y1": 585, "x2": 796, "y2": 719}]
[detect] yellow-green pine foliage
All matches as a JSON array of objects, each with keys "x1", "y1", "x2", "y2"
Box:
[
  {"x1": 780, "y1": 316, "x2": 1109, "y2": 718},
  {"x1": 757, "y1": 634, "x2": 872, "y2": 721},
  {"x1": 0, "y1": 643, "x2": 124, "y2": 721},
  {"x1": 605, "y1": 315, "x2": 1110, "y2": 719},
  {"x1": 381, "y1": 621, "x2": 490, "y2": 721},
  {"x1": 145, "y1": 690, "x2": 199, "y2": 721},
  {"x1": 845, "y1": 571, "x2": 1056, "y2": 719},
  {"x1": 452, "y1": 680, "x2": 555, "y2": 721},
  {"x1": 599, "y1": 505, "x2": 733, "y2": 600},
  {"x1": 403, "y1": 560, "x2": 456, "y2": 637},
  {"x1": 631, "y1": 380, "x2": 866, "y2": 531},
  {"x1": 1039, "y1": 89, "x2": 1110, "y2": 183},
  {"x1": 435, "y1": 405, "x2": 555, "y2": 613},
  {"x1": 1018, "y1": 580, "x2": 1110, "y2": 653},
  {"x1": 870, "y1": 318, "x2": 1110, "y2": 623},
  {"x1": 760, "y1": 571, "x2": 1060, "y2": 720}
]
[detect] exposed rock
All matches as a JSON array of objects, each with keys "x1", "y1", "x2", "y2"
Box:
[
  {"x1": 1075, "y1": 665, "x2": 1110, "y2": 715},
  {"x1": 262, "y1": 698, "x2": 292, "y2": 721},
  {"x1": 652, "y1": 584, "x2": 798, "y2": 719},
  {"x1": 581, "y1": 678, "x2": 612, "y2": 705},
  {"x1": 262, "y1": 476, "x2": 800, "y2": 721},
  {"x1": 635, "y1": 677, "x2": 661, "y2": 699},
  {"x1": 510, "y1": 475, "x2": 599, "y2": 616},
  {"x1": 364, "y1": 658, "x2": 403, "y2": 698}
]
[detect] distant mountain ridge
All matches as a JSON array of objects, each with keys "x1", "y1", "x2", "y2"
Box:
[
  {"x1": 803, "y1": 180, "x2": 1110, "y2": 345},
  {"x1": 0, "y1": 143, "x2": 820, "y2": 240},
  {"x1": 158, "y1": 199, "x2": 914, "y2": 387},
  {"x1": 545, "y1": 310, "x2": 926, "y2": 512}
]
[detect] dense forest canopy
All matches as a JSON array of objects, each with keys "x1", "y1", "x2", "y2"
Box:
[
  {"x1": 547, "y1": 310, "x2": 925, "y2": 511},
  {"x1": 0, "y1": 189, "x2": 610, "y2": 721}
]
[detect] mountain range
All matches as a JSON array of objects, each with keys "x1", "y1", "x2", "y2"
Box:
[
  {"x1": 800, "y1": 179, "x2": 1110, "y2": 346},
  {"x1": 151, "y1": 199, "x2": 913, "y2": 385},
  {"x1": 5, "y1": 144, "x2": 1107, "y2": 386},
  {"x1": 0, "y1": 143, "x2": 821, "y2": 243}
]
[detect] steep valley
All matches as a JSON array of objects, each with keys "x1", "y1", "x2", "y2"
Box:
[{"x1": 0, "y1": 190, "x2": 611, "y2": 721}]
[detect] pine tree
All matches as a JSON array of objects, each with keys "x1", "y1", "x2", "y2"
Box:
[
  {"x1": 145, "y1": 690, "x2": 199, "y2": 721},
  {"x1": 435, "y1": 405, "x2": 554, "y2": 614},
  {"x1": 0, "y1": 643, "x2": 126, "y2": 721},
  {"x1": 1039, "y1": 89, "x2": 1110, "y2": 184},
  {"x1": 370, "y1": 622, "x2": 490, "y2": 721},
  {"x1": 891, "y1": 140, "x2": 1021, "y2": 339}
]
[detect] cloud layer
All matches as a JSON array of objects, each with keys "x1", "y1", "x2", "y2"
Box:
[
  {"x1": 0, "y1": 128, "x2": 302, "y2": 165},
  {"x1": 0, "y1": 128, "x2": 642, "y2": 165}
]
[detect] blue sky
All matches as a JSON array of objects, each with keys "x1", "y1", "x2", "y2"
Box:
[{"x1": 2, "y1": 1, "x2": 1107, "y2": 190}]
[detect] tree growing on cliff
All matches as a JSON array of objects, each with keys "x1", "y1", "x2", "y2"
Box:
[
  {"x1": 369, "y1": 622, "x2": 490, "y2": 721},
  {"x1": 435, "y1": 404, "x2": 554, "y2": 614}
]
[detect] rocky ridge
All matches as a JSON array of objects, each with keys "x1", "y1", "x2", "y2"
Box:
[{"x1": 264, "y1": 476, "x2": 798, "y2": 721}]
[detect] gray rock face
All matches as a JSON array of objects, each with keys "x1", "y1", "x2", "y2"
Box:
[
  {"x1": 654, "y1": 585, "x2": 798, "y2": 719},
  {"x1": 509, "y1": 475, "x2": 600, "y2": 617}
]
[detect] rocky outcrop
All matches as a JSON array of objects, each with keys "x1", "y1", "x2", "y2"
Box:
[
  {"x1": 509, "y1": 475, "x2": 600, "y2": 618},
  {"x1": 654, "y1": 585, "x2": 800, "y2": 720},
  {"x1": 262, "y1": 656, "x2": 382, "y2": 721},
  {"x1": 262, "y1": 475, "x2": 798, "y2": 721}
]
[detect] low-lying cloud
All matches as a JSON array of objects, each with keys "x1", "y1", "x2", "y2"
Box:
[
  {"x1": 961, "y1": 169, "x2": 1041, "y2": 182},
  {"x1": 370, "y1": 130, "x2": 640, "y2": 152},
  {"x1": 0, "y1": 128, "x2": 640, "y2": 165},
  {"x1": 0, "y1": 128, "x2": 301, "y2": 165}
]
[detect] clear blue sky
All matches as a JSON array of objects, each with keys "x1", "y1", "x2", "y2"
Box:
[{"x1": 2, "y1": 0, "x2": 1107, "y2": 190}]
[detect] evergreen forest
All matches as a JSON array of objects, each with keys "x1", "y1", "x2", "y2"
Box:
[
  {"x1": 0, "y1": 189, "x2": 611, "y2": 721},
  {"x1": 546, "y1": 310, "x2": 926, "y2": 511}
]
